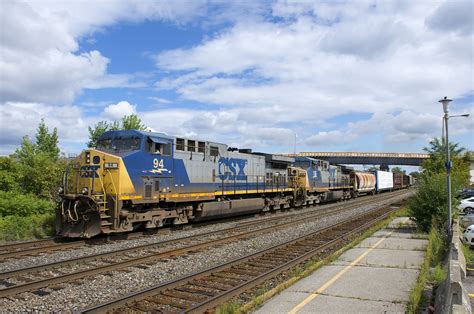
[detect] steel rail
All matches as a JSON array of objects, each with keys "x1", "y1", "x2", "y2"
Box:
[
  {"x1": 0, "y1": 191, "x2": 409, "y2": 298},
  {"x1": 0, "y1": 189, "x2": 409, "y2": 260},
  {"x1": 0, "y1": 189, "x2": 408, "y2": 266},
  {"x1": 186, "y1": 209, "x2": 394, "y2": 313},
  {"x1": 0, "y1": 238, "x2": 59, "y2": 252},
  {"x1": 81, "y1": 206, "x2": 398, "y2": 313}
]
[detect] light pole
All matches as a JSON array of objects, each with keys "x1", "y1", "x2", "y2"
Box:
[
  {"x1": 439, "y1": 96, "x2": 470, "y2": 236},
  {"x1": 439, "y1": 97, "x2": 452, "y2": 235}
]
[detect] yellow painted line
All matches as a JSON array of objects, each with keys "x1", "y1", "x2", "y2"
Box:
[{"x1": 288, "y1": 230, "x2": 394, "y2": 314}]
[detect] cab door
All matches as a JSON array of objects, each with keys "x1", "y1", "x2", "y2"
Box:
[{"x1": 148, "y1": 136, "x2": 174, "y2": 198}]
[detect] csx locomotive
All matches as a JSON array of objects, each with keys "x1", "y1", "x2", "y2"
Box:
[{"x1": 57, "y1": 130, "x2": 410, "y2": 238}]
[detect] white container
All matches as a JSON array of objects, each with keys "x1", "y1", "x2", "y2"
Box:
[{"x1": 374, "y1": 170, "x2": 394, "y2": 191}]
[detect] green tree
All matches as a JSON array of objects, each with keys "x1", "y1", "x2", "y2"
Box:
[
  {"x1": 409, "y1": 138, "x2": 470, "y2": 233},
  {"x1": 423, "y1": 137, "x2": 466, "y2": 157},
  {"x1": 13, "y1": 121, "x2": 65, "y2": 200},
  {"x1": 15, "y1": 136, "x2": 36, "y2": 165},
  {"x1": 87, "y1": 121, "x2": 111, "y2": 148},
  {"x1": 0, "y1": 157, "x2": 21, "y2": 192},
  {"x1": 409, "y1": 171, "x2": 420, "y2": 181},
  {"x1": 87, "y1": 114, "x2": 148, "y2": 148},
  {"x1": 391, "y1": 167, "x2": 406, "y2": 174},
  {"x1": 35, "y1": 119, "x2": 60, "y2": 160},
  {"x1": 121, "y1": 114, "x2": 147, "y2": 130}
]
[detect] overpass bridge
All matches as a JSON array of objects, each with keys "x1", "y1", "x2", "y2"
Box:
[{"x1": 288, "y1": 152, "x2": 430, "y2": 166}]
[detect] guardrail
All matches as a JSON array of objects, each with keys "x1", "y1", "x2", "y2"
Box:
[{"x1": 435, "y1": 219, "x2": 472, "y2": 314}]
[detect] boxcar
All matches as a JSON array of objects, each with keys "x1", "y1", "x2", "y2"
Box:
[{"x1": 374, "y1": 170, "x2": 394, "y2": 193}]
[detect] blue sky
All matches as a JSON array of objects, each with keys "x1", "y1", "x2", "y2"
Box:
[{"x1": 1, "y1": 0, "x2": 473, "y2": 159}]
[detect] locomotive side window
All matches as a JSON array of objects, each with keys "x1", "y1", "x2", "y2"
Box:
[
  {"x1": 161, "y1": 143, "x2": 171, "y2": 155},
  {"x1": 176, "y1": 138, "x2": 185, "y2": 150},
  {"x1": 150, "y1": 143, "x2": 171, "y2": 156},
  {"x1": 148, "y1": 137, "x2": 171, "y2": 156},
  {"x1": 187, "y1": 140, "x2": 196, "y2": 152},
  {"x1": 210, "y1": 146, "x2": 219, "y2": 157},
  {"x1": 198, "y1": 141, "x2": 205, "y2": 153}
]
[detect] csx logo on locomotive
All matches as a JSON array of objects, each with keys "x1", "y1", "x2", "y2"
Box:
[
  {"x1": 218, "y1": 157, "x2": 247, "y2": 180},
  {"x1": 80, "y1": 165, "x2": 100, "y2": 178}
]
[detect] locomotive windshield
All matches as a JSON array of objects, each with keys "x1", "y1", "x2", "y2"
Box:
[{"x1": 97, "y1": 136, "x2": 141, "y2": 153}]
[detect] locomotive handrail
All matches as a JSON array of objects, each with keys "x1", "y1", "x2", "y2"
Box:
[
  {"x1": 106, "y1": 169, "x2": 119, "y2": 222},
  {"x1": 96, "y1": 169, "x2": 107, "y2": 200}
]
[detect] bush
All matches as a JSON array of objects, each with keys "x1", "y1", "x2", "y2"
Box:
[
  {"x1": 0, "y1": 191, "x2": 55, "y2": 217},
  {"x1": 408, "y1": 169, "x2": 467, "y2": 233},
  {"x1": 408, "y1": 173, "x2": 450, "y2": 232},
  {"x1": 0, "y1": 213, "x2": 55, "y2": 241}
]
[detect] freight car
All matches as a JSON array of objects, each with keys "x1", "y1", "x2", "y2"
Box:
[
  {"x1": 58, "y1": 130, "x2": 304, "y2": 238},
  {"x1": 351, "y1": 171, "x2": 376, "y2": 196},
  {"x1": 373, "y1": 170, "x2": 394, "y2": 193},
  {"x1": 393, "y1": 173, "x2": 412, "y2": 190},
  {"x1": 393, "y1": 173, "x2": 404, "y2": 190}
]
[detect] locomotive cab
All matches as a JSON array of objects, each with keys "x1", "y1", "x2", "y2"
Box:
[{"x1": 57, "y1": 130, "x2": 176, "y2": 238}]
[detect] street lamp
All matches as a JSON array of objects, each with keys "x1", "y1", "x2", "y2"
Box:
[
  {"x1": 439, "y1": 96, "x2": 470, "y2": 236},
  {"x1": 439, "y1": 97, "x2": 452, "y2": 235}
]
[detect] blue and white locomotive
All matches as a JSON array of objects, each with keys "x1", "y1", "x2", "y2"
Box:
[{"x1": 58, "y1": 130, "x2": 299, "y2": 237}]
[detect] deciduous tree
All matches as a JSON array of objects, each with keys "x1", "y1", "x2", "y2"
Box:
[{"x1": 87, "y1": 114, "x2": 148, "y2": 148}]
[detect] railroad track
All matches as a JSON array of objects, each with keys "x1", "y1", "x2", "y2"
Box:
[
  {"x1": 0, "y1": 190, "x2": 410, "y2": 297},
  {"x1": 0, "y1": 190, "x2": 410, "y2": 299},
  {"x1": 82, "y1": 204, "x2": 397, "y2": 313},
  {"x1": 0, "y1": 189, "x2": 409, "y2": 261}
]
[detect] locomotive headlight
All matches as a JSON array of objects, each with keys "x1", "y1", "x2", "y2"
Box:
[
  {"x1": 85, "y1": 152, "x2": 91, "y2": 164},
  {"x1": 104, "y1": 162, "x2": 118, "y2": 169},
  {"x1": 81, "y1": 187, "x2": 89, "y2": 195}
]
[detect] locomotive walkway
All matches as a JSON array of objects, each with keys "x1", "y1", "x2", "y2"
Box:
[{"x1": 256, "y1": 217, "x2": 428, "y2": 313}]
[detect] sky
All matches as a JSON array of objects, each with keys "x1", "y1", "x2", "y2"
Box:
[{"x1": 0, "y1": 0, "x2": 473, "y2": 157}]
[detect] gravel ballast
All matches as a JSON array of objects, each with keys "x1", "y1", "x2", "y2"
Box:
[{"x1": 0, "y1": 193, "x2": 409, "y2": 311}]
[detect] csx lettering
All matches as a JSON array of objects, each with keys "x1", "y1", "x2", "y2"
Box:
[
  {"x1": 218, "y1": 157, "x2": 247, "y2": 180},
  {"x1": 80, "y1": 166, "x2": 100, "y2": 178}
]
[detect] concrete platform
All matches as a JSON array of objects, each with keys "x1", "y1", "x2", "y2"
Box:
[
  {"x1": 463, "y1": 265, "x2": 474, "y2": 310},
  {"x1": 256, "y1": 217, "x2": 428, "y2": 314}
]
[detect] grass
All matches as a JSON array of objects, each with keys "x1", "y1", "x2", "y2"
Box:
[
  {"x1": 0, "y1": 213, "x2": 56, "y2": 242},
  {"x1": 461, "y1": 243, "x2": 474, "y2": 265},
  {"x1": 406, "y1": 226, "x2": 446, "y2": 314},
  {"x1": 216, "y1": 208, "x2": 405, "y2": 314},
  {"x1": 427, "y1": 264, "x2": 447, "y2": 284}
]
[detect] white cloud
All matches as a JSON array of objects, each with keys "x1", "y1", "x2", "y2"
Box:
[
  {"x1": 305, "y1": 131, "x2": 346, "y2": 148},
  {"x1": 0, "y1": 101, "x2": 94, "y2": 155},
  {"x1": 0, "y1": 0, "x2": 211, "y2": 105},
  {"x1": 152, "y1": 0, "x2": 473, "y2": 151},
  {"x1": 103, "y1": 101, "x2": 137, "y2": 120},
  {"x1": 1, "y1": 0, "x2": 472, "y2": 156},
  {"x1": 148, "y1": 96, "x2": 172, "y2": 104},
  {"x1": 425, "y1": 0, "x2": 473, "y2": 35}
]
